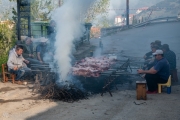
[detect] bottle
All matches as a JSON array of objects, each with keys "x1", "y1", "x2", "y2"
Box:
[
  {"x1": 90, "y1": 51, "x2": 93, "y2": 57},
  {"x1": 167, "y1": 86, "x2": 171, "y2": 94},
  {"x1": 99, "y1": 37, "x2": 102, "y2": 48}
]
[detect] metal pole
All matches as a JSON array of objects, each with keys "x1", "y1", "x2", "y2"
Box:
[
  {"x1": 126, "y1": 0, "x2": 129, "y2": 27},
  {"x1": 41, "y1": 25, "x2": 43, "y2": 37},
  {"x1": 59, "y1": 0, "x2": 62, "y2": 7},
  {"x1": 17, "y1": 0, "x2": 21, "y2": 40},
  {"x1": 28, "y1": 0, "x2": 31, "y2": 37}
]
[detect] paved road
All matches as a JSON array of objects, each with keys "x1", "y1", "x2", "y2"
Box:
[{"x1": 91, "y1": 21, "x2": 180, "y2": 68}]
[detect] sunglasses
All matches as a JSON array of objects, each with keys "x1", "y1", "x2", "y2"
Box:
[{"x1": 154, "y1": 54, "x2": 159, "y2": 57}]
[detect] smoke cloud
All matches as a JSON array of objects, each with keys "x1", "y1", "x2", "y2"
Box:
[
  {"x1": 107, "y1": 0, "x2": 163, "y2": 20},
  {"x1": 52, "y1": 0, "x2": 95, "y2": 81}
]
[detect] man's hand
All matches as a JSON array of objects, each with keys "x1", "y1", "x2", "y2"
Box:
[
  {"x1": 40, "y1": 61, "x2": 43, "y2": 64},
  {"x1": 29, "y1": 54, "x2": 34, "y2": 58},
  {"x1": 31, "y1": 54, "x2": 34, "y2": 58},
  {"x1": 24, "y1": 60, "x2": 29, "y2": 64},
  {"x1": 13, "y1": 66, "x2": 18, "y2": 70},
  {"x1": 137, "y1": 69, "x2": 144, "y2": 74}
]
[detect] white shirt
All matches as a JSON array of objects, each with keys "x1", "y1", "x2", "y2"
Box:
[{"x1": 7, "y1": 49, "x2": 27, "y2": 70}]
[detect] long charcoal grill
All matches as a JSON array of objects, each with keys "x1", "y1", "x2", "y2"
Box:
[
  {"x1": 73, "y1": 57, "x2": 135, "y2": 96},
  {"x1": 30, "y1": 56, "x2": 139, "y2": 99}
]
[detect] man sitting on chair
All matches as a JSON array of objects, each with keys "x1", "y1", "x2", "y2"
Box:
[
  {"x1": 7, "y1": 45, "x2": 31, "y2": 85},
  {"x1": 137, "y1": 50, "x2": 170, "y2": 94}
]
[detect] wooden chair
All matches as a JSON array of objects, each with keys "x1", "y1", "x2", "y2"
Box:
[{"x1": 2, "y1": 63, "x2": 15, "y2": 83}]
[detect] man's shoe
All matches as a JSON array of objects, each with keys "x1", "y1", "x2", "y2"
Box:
[
  {"x1": 14, "y1": 81, "x2": 23, "y2": 85},
  {"x1": 22, "y1": 80, "x2": 28, "y2": 85}
]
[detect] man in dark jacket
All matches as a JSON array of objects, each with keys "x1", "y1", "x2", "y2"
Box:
[
  {"x1": 162, "y1": 44, "x2": 176, "y2": 70},
  {"x1": 162, "y1": 44, "x2": 178, "y2": 81}
]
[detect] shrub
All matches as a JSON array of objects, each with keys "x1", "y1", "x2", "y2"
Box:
[{"x1": 0, "y1": 21, "x2": 16, "y2": 72}]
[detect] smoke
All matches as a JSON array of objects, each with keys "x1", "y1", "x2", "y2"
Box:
[
  {"x1": 107, "y1": 0, "x2": 163, "y2": 20},
  {"x1": 52, "y1": 0, "x2": 95, "y2": 81},
  {"x1": 107, "y1": 0, "x2": 124, "y2": 20}
]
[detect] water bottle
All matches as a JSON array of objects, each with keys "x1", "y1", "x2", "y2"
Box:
[
  {"x1": 167, "y1": 86, "x2": 171, "y2": 94},
  {"x1": 90, "y1": 51, "x2": 93, "y2": 57}
]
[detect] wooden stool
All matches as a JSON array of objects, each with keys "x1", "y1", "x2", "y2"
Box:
[
  {"x1": 2, "y1": 63, "x2": 15, "y2": 83},
  {"x1": 136, "y1": 81, "x2": 147, "y2": 100}
]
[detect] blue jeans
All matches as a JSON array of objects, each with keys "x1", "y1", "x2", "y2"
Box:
[{"x1": 9, "y1": 67, "x2": 31, "y2": 81}]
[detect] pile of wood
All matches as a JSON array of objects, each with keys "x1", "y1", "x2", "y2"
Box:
[{"x1": 39, "y1": 83, "x2": 89, "y2": 102}]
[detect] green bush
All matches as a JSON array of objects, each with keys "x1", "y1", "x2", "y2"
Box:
[{"x1": 0, "y1": 21, "x2": 16, "y2": 72}]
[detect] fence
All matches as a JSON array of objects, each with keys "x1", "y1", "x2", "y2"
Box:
[
  {"x1": 101, "y1": 16, "x2": 178, "y2": 37},
  {"x1": 31, "y1": 21, "x2": 49, "y2": 38}
]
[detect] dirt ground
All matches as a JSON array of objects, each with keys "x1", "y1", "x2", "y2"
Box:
[{"x1": 0, "y1": 80, "x2": 180, "y2": 120}]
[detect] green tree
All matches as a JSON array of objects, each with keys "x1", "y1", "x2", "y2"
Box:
[
  {"x1": 9, "y1": 0, "x2": 57, "y2": 21},
  {"x1": 0, "y1": 21, "x2": 16, "y2": 72},
  {"x1": 9, "y1": 0, "x2": 110, "y2": 27},
  {"x1": 85, "y1": 0, "x2": 110, "y2": 24},
  {"x1": 31, "y1": 0, "x2": 56, "y2": 21}
]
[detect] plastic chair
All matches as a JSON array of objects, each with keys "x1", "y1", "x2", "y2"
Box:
[
  {"x1": 158, "y1": 75, "x2": 171, "y2": 94},
  {"x1": 2, "y1": 63, "x2": 15, "y2": 83}
]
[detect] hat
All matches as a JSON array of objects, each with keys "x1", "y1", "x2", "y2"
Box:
[
  {"x1": 152, "y1": 50, "x2": 163, "y2": 55},
  {"x1": 21, "y1": 36, "x2": 28, "y2": 41},
  {"x1": 39, "y1": 37, "x2": 48, "y2": 42}
]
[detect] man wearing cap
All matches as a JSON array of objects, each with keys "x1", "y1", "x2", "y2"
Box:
[
  {"x1": 36, "y1": 37, "x2": 48, "y2": 63},
  {"x1": 138, "y1": 50, "x2": 170, "y2": 94},
  {"x1": 162, "y1": 44, "x2": 178, "y2": 81}
]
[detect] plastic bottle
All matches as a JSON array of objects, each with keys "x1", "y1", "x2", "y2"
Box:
[{"x1": 167, "y1": 86, "x2": 171, "y2": 94}]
